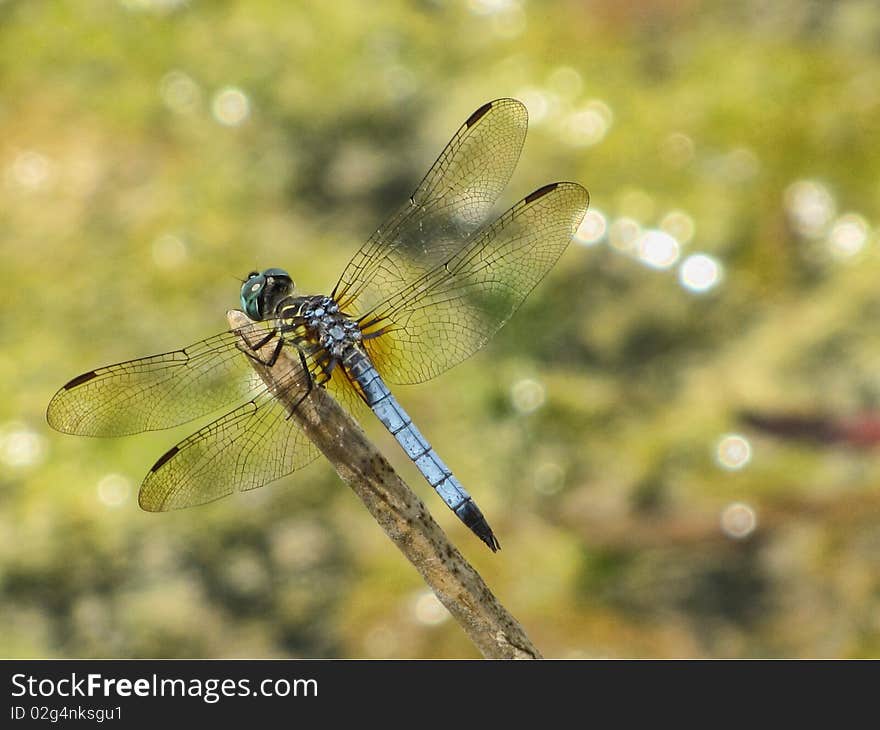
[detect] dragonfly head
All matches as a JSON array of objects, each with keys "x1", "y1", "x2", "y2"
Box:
[{"x1": 240, "y1": 268, "x2": 294, "y2": 320}]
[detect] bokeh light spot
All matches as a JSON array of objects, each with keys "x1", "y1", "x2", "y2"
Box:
[
  {"x1": 363, "y1": 627, "x2": 398, "y2": 657},
  {"x1": 511, "y1": 378, "x2": 545, "y2": 414},
  {"x1": 637, "y1": 229, "x2": 680, "y2": 270},
  {"x1": 223, "y1": 550, "x2": 268, "y2": 596},
  {"x1": 97, "y1": 473, "x2": 131, "y2": 508},
  {"x1": 609, "y1": 217, "x2": 642, "y2": 255},
  {"x1": 212, "y1": 87, "x2": 250, "y2": 127},
  {"x1": 534, "y1": 461, "x2": 565, "y2": 495},
  {"x1": 827, "y1": 213, "x2": 870, "y2": 258},
  {"x1": 270, "y1": 520, "x2": 331, "y2": 571},
  {"x1": 491, "y1": 5, "x2": 526, "y2": 38},
  {"x1": 8, "y1": 151, "x2": 53, "y2": 192},
  {"x1": 562, "y1": 100, "x2": 612, "y2": 147},
  {"x1": 725, "y1": 146, "x2": 760, "y2": 182},
  {"x1": 413, "y1": 591, "x2": 449, "y2": 626},
  {"x1": 715, "y1": 433, "x2": 752, "y2": 470},
  {"x1": 547, "y1": 66, "x2": 583, "y2": 99},
  {"x1": 785, "y1": 179, "x2": 836, "y2": 238},
  {"x1": 617, "y1": 189, "x2": 656, "y2": 222},
  {"x1": 160, "y1": 70, "x2": 201, "y2": 114},
  {"x1": 0, "y1": 423, "x2": 46, "y2": 468},
  {"x1": 660, "y1": 132, "x2": 695, "y2": 168},
  {"x1": 679, "y1": 253, "x2": 723, "y2": 293},
  {"x1": 516, "y1": 87, "x2": 551, "y2": 125},
  {"x1": 574, "y1": 209, "x2": 607, "y2": 246},
  {"x1": 720, "y1": 502, "x2": 757, "y2": 540},
  {"x1": 467, "y1": 0, "x2": 511, "y2": 14},
  {"x1": 152, "y1": 233, "x2": 188, "y2": 269},
  {"x1": 660, "y1": 210, "x2": 695, "y2": 246}
]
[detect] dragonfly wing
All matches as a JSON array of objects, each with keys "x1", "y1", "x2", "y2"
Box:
[
  {"x1": 139, "y1": 357, "x2": 319, "y2": 510},
  {"x1": 46, "y1": 323, "x2": 278, "y2": 436},
  {"x1": 332, "y1": 98, "x2": 528, "y2": 315},
  {"x1": 361, "y1": 182, "x2": 589, "y2": 384}
]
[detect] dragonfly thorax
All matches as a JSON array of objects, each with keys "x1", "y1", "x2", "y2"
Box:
[{"x1": 279, "y1": 294, "x2": 362, "y2": 362}]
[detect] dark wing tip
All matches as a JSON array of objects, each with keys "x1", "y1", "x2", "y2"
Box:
[
  {"x1": 464, "y1": 97, "x2": 529, "y2": 129},
  {"x1": 46, "y1": 371, "x2": 100, "y2": 433},
  {"x1": 524, "y1": 182, "x2": 560, "y2": 204},
  {"x1": 149, "y1": 445, "x2": 179, "y2": 474},
  {"x1": 524, "y1": 181, "x2": 590, "y2": 228},
  {"x1": 63, "y1": 370, "x2": 99, "y2": 390},
  {"x1": 465, "y1": 100, "x2": 494, "y2": 128},
  {"x1": 524, "y1": 181, "x2": 590, "y2": 206},
  {"x1": 137, "y1": 446, "x2": 180, "y2": 511}
]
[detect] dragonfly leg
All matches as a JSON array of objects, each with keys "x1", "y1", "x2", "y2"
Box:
[
  {"x1": 304, "y1": 346, "x2": 335, "y2": 388},
  {"x1": 240, "y1": 329, "x2": 285, "y2": 367},
  {"x1": 249, "y1": 327, "x2": 279, "y2": 351},
  {"x1": 282, "y1": 349, "x2": 314, "y2": 422},
  {"x1": 290, "y1": 341, "x2": 333, "y2": 389},
  {"x1": 320, "y1": 357, "x2": 336, "y2": 384},
  {"x1": 298, "y1": 349, "x2": 313, "y2": 391}
]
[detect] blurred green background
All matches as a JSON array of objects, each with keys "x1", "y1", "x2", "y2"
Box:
[{"x1": 4, "y1": 0, "x2": 880, "y2": 658}]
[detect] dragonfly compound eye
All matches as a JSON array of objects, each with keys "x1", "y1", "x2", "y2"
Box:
[
  {"x1": 263, "y1": 267, "x2": 292, "y2": 283},
  {"x1": 240, "y1": 272, "x2": 268, "y2": 320},
  {"x1": 240, "y1": 268, "x2": 295, "y2": 321}
]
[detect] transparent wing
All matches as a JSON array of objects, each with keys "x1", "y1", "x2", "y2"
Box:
[
  {"x1": 138, "y1": 357, "x2": 319, "y2": 510},
  {"x1": 46, "y1": 322, "x2": 277, "y2": 436},
  {"x1": 324, "y1": 360, "x2": 373, "y2": 417},
  {"x1": 332, "y1": 98, "x2": 528, "y2": 316},
  {"x1": 360, "y1": 182, "x2": 590, "y2": 384}
]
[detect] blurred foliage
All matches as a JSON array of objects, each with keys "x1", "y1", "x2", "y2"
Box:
[{"x1": 4, "y1": 0, "x2": 880, "y2": 658}]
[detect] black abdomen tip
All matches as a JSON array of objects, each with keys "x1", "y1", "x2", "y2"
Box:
[{"x1": 455, "y1": 499, "x2": 501, "y2": 552}]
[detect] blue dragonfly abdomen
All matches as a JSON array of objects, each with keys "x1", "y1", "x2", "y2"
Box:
[{"x1": 344, "y1": 348, "x2": 499, "y2": 551}]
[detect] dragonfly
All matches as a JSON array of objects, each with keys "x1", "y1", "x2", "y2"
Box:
[{"x1": 47, "y1": 98, "x2": 589, "y2": 551}]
